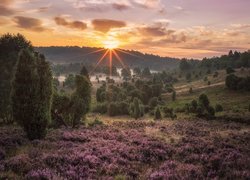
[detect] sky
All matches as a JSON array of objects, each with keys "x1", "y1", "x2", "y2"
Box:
[{"x1": 0, "y1": 0, "x2": 250, "y2": 59}]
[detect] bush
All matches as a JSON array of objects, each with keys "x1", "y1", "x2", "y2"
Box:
[
  {"x1": 226, "y1": 67, "x2": 235, "y2": 74},
  {"x1": 154, "y1": 106, "x2": 162, "y2": 120},
  {"x1": 88, "y1": 117, "x2": 103, "y2": 127},
  {"x1": 207, "y1": 81, "x2": 211, "y2": 85},
  {"x1": 198, "y1": 94, "x2": 210, "y2": 108},
  {"x1": 108, "y1": 102, "x2": 129, "y2": 116},
  {"x1": 213, "y1": 71, "x2": 219, "y2": 78},
  {"x1": 226, "y1": 74, "x2": 250, "y2": 91},
  {"x1": 215, "y1": 104, "x2": 223, "y2": 112},
  {"x1": 162, "y1": 106, "x2": 176, "y2": 119},
  {"x1": 92, "y1": 103, "x2": 107, "y2": 114},
  {"x1": 149, "y1": 97, "x2": 158, "y2": 110}
]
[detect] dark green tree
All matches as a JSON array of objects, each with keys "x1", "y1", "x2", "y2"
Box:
[
  {"x1": 129, "y1": 98, "x2": 144, "y2": 119},
  {"x1": 70, "y1": 75, "x2": 91, "y2": 127},
  {"x1": 80, "y1": 65, "x2": 90, "y2": 79},
  {"x1": 0, "y1": 33, "x2": 33, "y2": 123},
  {"x1": 172, "y1": 91, "x2": 176, "y2": 101},
  {"x1": 12, "y1": 49, "x2": 52, "y2": 140},
  {"x1": 142, "y1": 67, "x2": 151, "y2": 77}
]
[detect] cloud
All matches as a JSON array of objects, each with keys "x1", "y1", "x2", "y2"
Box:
[
  {"x1": 0, "y1": 17, "x2": 9, "y2": 25},
  {"x1": 137, "y1": 22, "x2": 172, "y2": 37},
  {"x1": 13, "y1": 16, "x2": 50, "y2": 32},
  {"x1": 0, "y1": 5, "x2": 15, "y2": 16},
  {"x1": 0, "y1": 0, "x2": 13, "y2": 6},
  {"x1": 112, "y1": 3, "x2": 130, "y2": 11},
  {"x1": 54, "y1": 16, "x2": 87, "y2": 30},
  {"x1": 132, "y1": 0, "x2": 160, "y2": 9},
  {"x1": 92, "y1": 19, "x2": 126, "y2": 32}
]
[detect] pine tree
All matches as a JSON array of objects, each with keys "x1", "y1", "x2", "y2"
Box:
[
  {"x1": 12, "y1": 49, "x2": 52, "y2": 140},
  {"x1": 70, "y1": 75, "x2": 91, "y2": 127},
  {"x1": 80, "y1": 66, "x2": 90, "y2": 79}
]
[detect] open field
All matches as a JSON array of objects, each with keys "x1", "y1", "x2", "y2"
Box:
[{"x1": 0, "y1": 116, "x2": 249, "y2": 179}]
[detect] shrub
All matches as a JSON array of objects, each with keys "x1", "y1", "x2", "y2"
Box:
[
  {"x1": 207, "y1": 81, "x2": 211, "y2": 85},
  {"x1": 225, "y1": 74, "x2": 239, "y2": 90},
  {"x1": 198, "y1": 94, "x2": 210, "y2": 108},
  {"x1": 12, "y1": 50, "x2": 52, "y2": 140},
  {"x1": 92, "y1": 103, "x2": 107, "y2": 114},
  {"x1": 154, "y1": 106, "x2": 162, "y2": 120},
  {"x1": 204, "y1": 77, "x2": 208, "y2": 81},
  {"x1": 149, "y1": 97, "x2": 158, "y2": 110},
  {"x1": 162, "y1": 106, "x2": 176, "y2": 119},
  {"x1": 213, "y1": 71, "x2": 219, "y2": 78},
  {"x1": 108, "y1": 102, "x2": 129, "y2": 116},
  {"x1": 88, "y1": 117, "x2": 103, "y2": 127},
  {"x1": 226, "y1": 67, "x2": 235, "y2": 74},
  {"x1": 215, "y1": 104, "x2": 223, "y2": 112}
]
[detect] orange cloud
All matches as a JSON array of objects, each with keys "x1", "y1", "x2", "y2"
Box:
[
  {"x1": 54, "y1": 16, "x2": 87, "y2": 30},
  {"x1": 92, "y1": 19, "x2": 126, "y2": 33}
]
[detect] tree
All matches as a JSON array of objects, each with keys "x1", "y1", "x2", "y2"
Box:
[
  {"x1": 179, "y1": 59, "x2": 190, "y2": 72},
  {"x1": 70, "y1": 75, "x2": 91, "y2": 128},
  {"x1": 80, "y1": 66, "x2": 90, "y2": 79},
  {"x1": 225, "y1": 74, "x2": 239, "y2": 90},
  {"x1": 154, "y1": 106, "x2": 162, "y2": 120},
  {"x1": 0, "y1": 33, "x2": 33, "y2": 123},
  {"x1": 133, "y1": 67, "x2": 141, "y2": 76},
  {"x1": 215, "y1": 104, "x2": 223, "y2": 112},
  {"x1": 129, "y1": 98, "x2": 144, "y2": 119},
  {"x1": 198, "y1": 94, "x2": 209, "y2": 108},
  {"x1": 121, "y1": 68, "x2": 131, "y2": 80},
  {"x1": 12, "y1": 49, "x2": 52, "y2": 140},
  {"x1": 142, "y1": 67, "x2": 151, "y2": 77},
  {"x1": 63, "y1": 74, "x2": 75, "y2": 89}
]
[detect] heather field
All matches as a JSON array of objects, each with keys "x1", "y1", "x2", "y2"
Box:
[{"x1": 0, "y1": 118, "x2": 249, "y2": 179}]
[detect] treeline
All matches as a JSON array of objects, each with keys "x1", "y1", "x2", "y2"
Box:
[
  {"x1": 179, "y1": 50, "x2": 250, "y2": 73},
  {"x1": 36, "y1": 46, "x2": 180, "y2": 71},
  {"x1": 0, "y1": 34, "x2": 91, "y2": 140}
]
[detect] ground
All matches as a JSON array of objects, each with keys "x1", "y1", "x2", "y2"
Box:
[{"x1": 0, "y1": 116, "x2": 249, "y2": 179}]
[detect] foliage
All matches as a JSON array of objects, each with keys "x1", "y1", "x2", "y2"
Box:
[
  {"x1": 154, "y1": 106, "x2": 162, "y2": 120},
  {"x1": 215, "y1": 104, "x2": 223, "y2": 112},
  {"x1": 121, "y1": 68, "x2": 131, "y2": 80},
  {"x1": 0, "y1": 33, "x2": 33, "y2": 123},
  {"x1": 226, "y1": 74, "x2": 250, "y2": 91},
  {"x1": 70, "y1": 75, "x2": 91, "y2": 127},
  {"x1": 80, "y1": 65, "x2": 89, "y2": 79},
  {"x1": 92, "y1": 103, "x2": 108, "y2": 114},
  {"x1": 162, "y1": 106, "x2": 176, "y2": 119},
  {"x1": 12, "y1": 49, "x2": 52, "y2": 140},
  {"x1": 226, "y1": 67, "x2": 235, "y2": 74},
  {"x1": 129, "y1": 98, "x2": 144, "y2": 119},
  {"x1": 142, "y1": 67, "x2": 151, "y2": 77},
  {"x1": 107, "y1": 101, "x2": 129, "y2": 116},
  {"x1": 63, "y1": 74, "x2": 75, "y2": 89}
]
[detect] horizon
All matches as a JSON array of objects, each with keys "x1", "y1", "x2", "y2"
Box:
[{"x1": 1, "y1": 0, "x2": 250, "y2": 59}]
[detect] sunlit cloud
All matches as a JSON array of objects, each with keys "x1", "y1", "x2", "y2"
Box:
[
  {"x1": 54, "y1": 16, "x2": 87, "y2": 30},
  {"x1": 92, "y1": 19, "x2": 126, "y2": 33}
]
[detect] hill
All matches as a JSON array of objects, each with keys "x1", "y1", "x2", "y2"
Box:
[{"x1": 36, "y1": 46, "x2": 181, "y2": 71}]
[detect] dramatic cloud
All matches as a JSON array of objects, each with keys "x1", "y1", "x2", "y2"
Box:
[
  {"x1": 54, "y1": 17, "x2": 87, "y2": 30},
  {"x1": 0, "y1": 17, "x2": 9, "y2": 25},
  {"x1": 13, "y1": 16, "x2": 50, "y2": 32},
  {"x1": 92, "y1": 19, "x2": 126, "y2": 32}
]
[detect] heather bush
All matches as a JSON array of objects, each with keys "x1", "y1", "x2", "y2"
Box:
[{"x1": 226, "y1": 67, "x2": 235, "y2": 74}]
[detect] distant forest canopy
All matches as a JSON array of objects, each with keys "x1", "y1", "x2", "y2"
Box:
[
  {"x1": 36, "y1": 46, "x2": 180, "y2": 71},
  {"x1": 37, "y1": 46, "x2": 250, "y2": 75},
  {"x1": 183, "y1": 50, "x2": 250, "y2": 71}
]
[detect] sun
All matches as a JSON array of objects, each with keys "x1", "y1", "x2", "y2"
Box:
[{"x1": 103, "y1": 38, "x2": 120, "y2": 49}]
